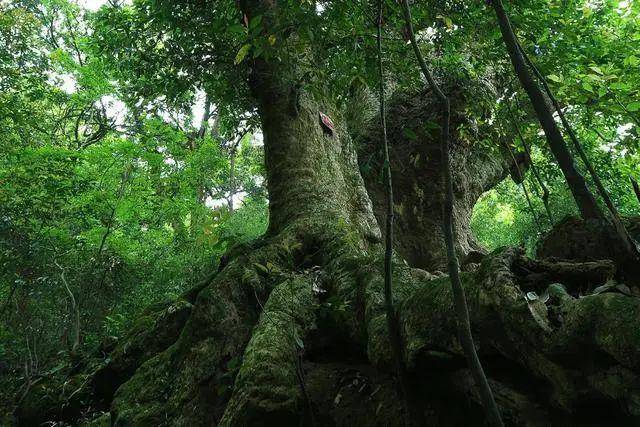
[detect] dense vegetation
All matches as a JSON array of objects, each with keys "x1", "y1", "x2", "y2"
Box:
[
  {"x1": 1, "y1": 0, "x2": 269, "y2": 401},
  {"x1": 1, "y1": 0, "x2": 639, "y2": 425}
]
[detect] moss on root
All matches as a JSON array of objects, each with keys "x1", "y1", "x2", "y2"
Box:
[
  {"x1": 220, "y1": 275, "x2": 318, "y2": 425},
  {"x1": 109, "y1": 228, "x2": 335, "y2": 426},
  {"x1": 397, "y1": 247, "x2": 640, "y2": 422},
  {"x1": 14, "y1": 234, "x2": 640, "y2": 426}
]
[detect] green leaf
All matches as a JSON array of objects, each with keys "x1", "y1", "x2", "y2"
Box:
[
  {"x1": 253, "y1": 262, "x2": 269, "y2": 274},
  {"x1": 627, "y1": 102, "x2": 640, "y2": 112},
  {"x1": 249, "y1": 15, "x2": 262, "y2": 29},
  {"x1": 253, "y1": 44, "x2": 264, "y2": 59},
  {"x1": 403, "y1": 128, "x2": 418, "y2": 141},
  {"x1": 588, "y1": 66, "x2": 603, "y2": 75},
  {"x1": 546, "y1": 74, "x2": 562, "y2": 83},
  {"x1": 624, "y1": 55, "x2": 639, "y2": 67},
  {"x1": 610, "y1": 82, "x2": 629, "y2": 90},
  {"x1": 293, "y1": 330, "x2": 304, "y2": 349},
  {"x1": 444, "y1": 16, "x2": 453, "y2": 29},
  {"x1": 234, "y1": 44, "x2": 251, "y2": 65},
  {"x1": 436, "y1": 15, "x2": 453, "y2": 29},
  {"x1": 228, "y1": 23, "x2": 245, "y2": 34}
]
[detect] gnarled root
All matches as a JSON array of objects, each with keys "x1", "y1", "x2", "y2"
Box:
[
  {"x1": 15, "y1": 235, "x2": 640, "y2": 426},
  {"x1": 219, "y1": 274, "x2": 317, "y2": 425},
  {"x1": 399, "y1": 247, "x2": 640, "y2": 425}
]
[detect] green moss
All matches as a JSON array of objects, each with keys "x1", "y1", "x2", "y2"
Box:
[
  {"x1": 109, "y1": 299, "x2": 193, "y2": 365},
  {"x1": 562, "y1": 293, "x2": 640, "y2": 370},
  {"x1": 111, "y1": 349, "x2": 173, "y2": 426},
  {"x1": 220, "y1": 275, "x2": 317, "y2": 425},
  {"x1": 110, "y1": 244, "x2": 297, "y2": 426}
]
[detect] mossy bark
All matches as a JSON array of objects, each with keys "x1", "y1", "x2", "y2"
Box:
[
  {"x1": 358, "y1": 85, "x2": 527, "y2": 271},
  {"x1": 220, "y1": 275, "x2": 317, "y2": 426}
]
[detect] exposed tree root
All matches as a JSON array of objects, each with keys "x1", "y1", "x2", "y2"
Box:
[
  {"x1": 401, "y1": 248, "x2": 640, "y2": 424},
  {"x1": 220, "y1": 274, "x2": 317, "y2": 425},
  {"x1": 513, "y1": 256, "x2": 616, "y2": 294},
  {"x1": 14, "y1": 230, "x2": 640, "y2": 426},
  {"x1": 538, "y1": 216, "x2": 640, "y2": 287}
]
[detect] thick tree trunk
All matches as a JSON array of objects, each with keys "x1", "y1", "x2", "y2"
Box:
[
  {"x1": 358, "y1": 85, "x2": 526, "y2": 271},
  {"x1": 240, "y1": 1, "x2": 378, "y2": 243}
]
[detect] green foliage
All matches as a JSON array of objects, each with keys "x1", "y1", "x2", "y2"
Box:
[
  {"x1": 470, "y1": 0, "x2": 640, "y2": 251},
  {"x1": 0, "y1": 1, "x2": 268, "y2": 411}
]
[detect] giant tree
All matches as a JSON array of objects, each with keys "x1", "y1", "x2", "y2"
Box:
[{"x1": 14, "y1": 1, "x2": 640, "y2": 426}]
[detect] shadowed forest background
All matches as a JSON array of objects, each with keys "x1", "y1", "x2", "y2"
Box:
[{"x1": 1, "y1": 0, "x2": 640, "y2": 425}]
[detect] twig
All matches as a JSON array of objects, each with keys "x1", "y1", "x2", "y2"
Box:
[{"x1": 55, "y1": 260, "x2": 80, "y2": 353}]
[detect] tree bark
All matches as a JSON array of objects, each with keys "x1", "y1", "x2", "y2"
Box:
[
  {"x1": 358, "y1": 85, "x2": 526, "y2": 271},
  {"x1": 632, "y1": 176, "x2": 640, "y2": 205},
  {"x1": 197, "y1": 97, "x2": 212, "y2": 140},
  {"x1": 243, "y1": 3, "x2": 378, "y2": 242}
]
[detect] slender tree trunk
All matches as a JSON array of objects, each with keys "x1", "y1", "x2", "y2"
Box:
[
  {"x1": 376, "y1": 3, "x2": 411, "y2": 422},
  {"x1": 198, "y1": 97, "x2": 212, "y2": 140},
  {"x1": 96, "y1": 167, "x2": 131, "y2": 288},
  {"x1": 227, "y1": 141, "x2": 238, "y2": 213},
  {"x1": 96, "y1": 168, "x2": 130, "y2": 261},
  {"x1": 504, "y1": 142, "x2": 542, "y2": 233},
  {"x1": 399, "y1": 1, "x2": 503, "y2": 425},
  {"x1": 54, "y1": 261, "x2": 80, "y2": 354},
  {"x1": 505, "y1": 97, "x2": 554, "y2": 224},
  {"x1": 517, "y1": 43, "x2": 639, "y2": 259},
  {"x1": 491, "y1": 0, "x2": 604, "y2": 221},
  {"x1": 632, "y1": 176, "x2": 640, "y2": 205}
]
